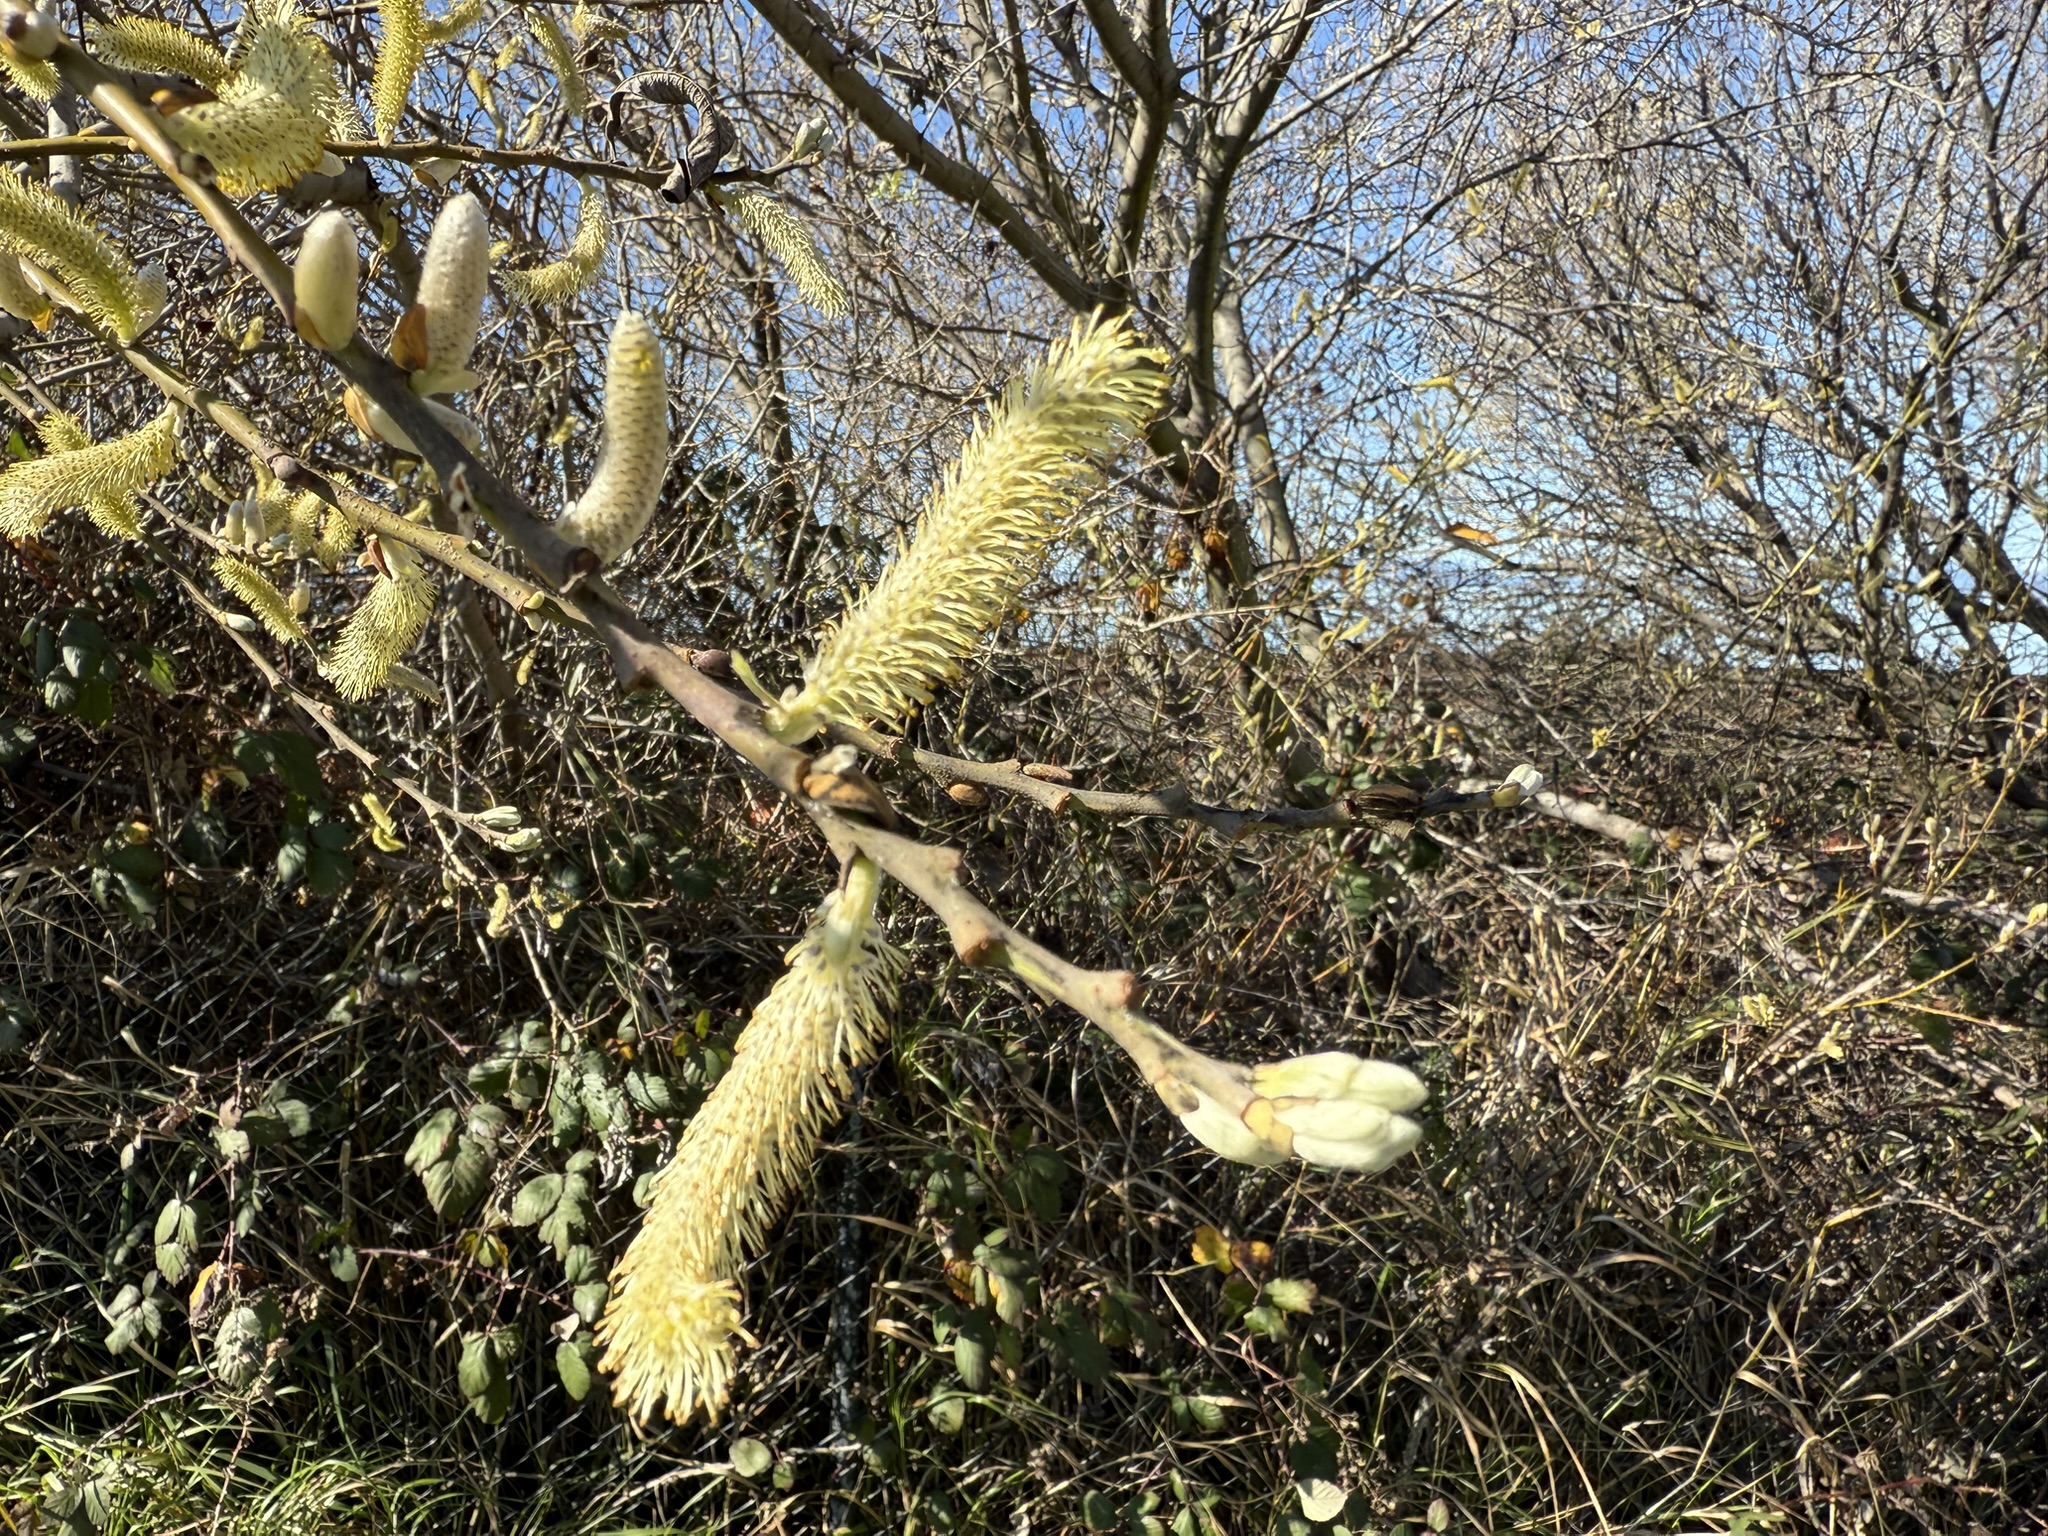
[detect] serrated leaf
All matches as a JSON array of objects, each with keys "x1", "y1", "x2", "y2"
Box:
[
  {"x1": 562, "y1": 1244, "x2": 599, "y2": 1284},
  {"x1": 457, "y1": 1332, "x2": 510, "y2": 1422},
  {"x1": 1296, "y1": 1478, "x2": 1348, "y2": 1521},
  {"x1": 155, "y1": 1240, "x2": 193, "y2": 1286},
  {"x1": 404, "y1": 1108, "x2": 460, "y2": 1173},
  {"x1": 571, "y1": 1280, "x2": 607, "y2": 1323},
  {"x1": 329, "y1": 1244, "x2": 360, "y2": 1283}
]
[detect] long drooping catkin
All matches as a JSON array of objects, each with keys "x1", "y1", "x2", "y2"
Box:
[{"x1": 598, "y1": 860, "x2": 904, "y2": 1423}]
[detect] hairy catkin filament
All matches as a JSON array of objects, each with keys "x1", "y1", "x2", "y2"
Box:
[
  {"x1": 0, "y1": 173, "x2": 163, "y2": 341},
  {"x1": 598, "y1": 859, "x2": 904, "y2": 1424},
  {"x1": 0, "y1": 406, "x2": 178, "y2": 540},
  {"x1": 765, "y1": 313, "x2": 1167, "y2": 743},
  {"x1": 159, "y1": 3, "x2": 338, "y2": 196}
]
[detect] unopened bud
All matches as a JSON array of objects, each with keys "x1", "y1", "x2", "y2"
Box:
[
  {"x1": 2, "y1": 4, "x2": 62, "y2": 60},
  {"x1": 292, "y1": 210, "x2": 359, "y2": 351},
  {"x1": 222, "y1": 500, "x2": 245, "y2": 547},
  {"x1": 289, "y1": 576, "x2": 312, "y2": 616}
]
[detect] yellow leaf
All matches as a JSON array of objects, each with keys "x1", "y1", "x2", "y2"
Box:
[
  {"x1": 1191, "y1": 1224, "x2": 1232, "y2": 1272},
  {"x1": 1413, "y1": 374, "x2": 1459, "y2": 391},
  {"x1": 1591, "y1": 726, "x2": 1611, "y2": 750},
  {"x1": 1443, "y1": 522, "x2": 1497, "y2": 546}
]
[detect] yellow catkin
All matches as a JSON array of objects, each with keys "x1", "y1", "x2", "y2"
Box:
[
  {"x1": 313, "y1": 500, "x2": 360, "y2": 568},
  {"x1": 551, "y1": 311, "x2": 666, "y2": 563},
  {"x1": 501, "y1": 184, "x2": 609, "y2": 309},
  {"x1": 765, "y1": 314, "x2": 1166, "y2": 742},
  {"x1": 90, "y1": 16, "x2": 231, "y2": 87},
  {"x1": 0, "y1": 406, "x2": 177, "y2": 541},
  {"x1": 370, "y1": 0, "x2": 424, "y2": 141},
  {"x1": 424, "y1": 0, "x2": 482, "y2": 43},
  {"x1": 212, "y1": 555, "x2": 308, "y2": 643},
  {"x1": 525, "y1": 9, "x2": 588, "y2": 119},
  {"x1": 708, "y1": 185, "x2": 848, "y2": 317},
  {"x1": 0, "y1": 172, "x2": 161, "y2": 341},
  {"x1": 0, "y1": 51, "x2": 58, "y2": 102},
  {"x1": 598, "y1": 860, "x2": 904, "y2": 1424},
  {"x1": 322, "y1": 537, "x2": 436, "y2": 699},
  {"x1": 161, "y1": 3, "x2": 339, "y2": 196}
]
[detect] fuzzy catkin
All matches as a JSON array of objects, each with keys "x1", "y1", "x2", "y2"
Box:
[
  {"x1": 0, "y1": 406, "x2": 178, "y2": 540},
  {"x1": 409, "y1": 194, "x2": 489, "y2": 394},
  {"x1": 322, "y1": 537, "x2": 436, "y2": 700},
  {"x1": 0, "y1": 173, "x2": 161, "y2": 341},
  {"x1": 370, "y1": 0, "x2": 423, "y2": 141},
  {"x1": 90, "y1": 16, "x2": 230, "y2": 86},
  {"x1": 213, "y1": 555, "x2": 308, "y2": 644},
  {"x1": 501, "y1": 186, "x2": 609, "y2": 309},
  {"x1": 708, "y1": 186, "x2": 847, "y2": 317},
  {"x1": 765, "y1": 313, "x2": 1167, "y2": 743},
  {"x1": 551, "y1": 312, "x2": 667, "y2": 564},
  {"x1": 161, "y1": 3, "x2": 338, "y2": 196},
  {"x1": 598, "y1": 861, "x2": 905, "y2": 1424},
  {"x1": 525, "y1": 10, "x2": 589, "y2": 118}
]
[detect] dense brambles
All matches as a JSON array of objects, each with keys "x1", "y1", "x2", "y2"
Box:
[{"x1": 3, "y1": 1, "x2": 2046, "y2": 1534}]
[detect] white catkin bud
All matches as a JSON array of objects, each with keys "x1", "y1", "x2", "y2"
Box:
[
  {"x1": 551, "y1": 311, "x2": 667, "y2": 564},
  {"x1": 410, "y1": 192, "x2": 488, "y2": 394},
  {"x1": 2, "y1": 4, "x2": 62, "y2": 60},
  {"x1": 222, "y1": 501, "x2": 245, "y2": 547},
  {"x1": 290, "y1": 575, "x2": 312, "y2": 616},
  {"x1": 242, "y1": 495, "x2": 266, "y2": 548},
  {"x1": 293, "y1": 211, "x2": 359, "y2": 351}
]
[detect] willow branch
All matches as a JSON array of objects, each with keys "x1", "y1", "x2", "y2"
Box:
[
  {"x1": 833, "y1": 720, "x2": 1523, "y2": 837},
  {"x1": 40, "y1": 40, "x2": 1306, "y2": 1143}
]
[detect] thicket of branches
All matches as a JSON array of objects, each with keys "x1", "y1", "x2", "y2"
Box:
[{"x1": 2, "y1": 1, "x2": 2045, "y2": 1534}]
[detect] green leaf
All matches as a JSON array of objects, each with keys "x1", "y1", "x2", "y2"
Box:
[
  {"x1": 140, "y1": 645, "x2": 177, "y2": 696},
  {"x1": 1243, "y1": 1304, "x2": 1287, "y2": 1339},
  {"x1": 329, "y1": 1244, "x2": 360, "y2": 1283},
  {"x1": 457, "y1": 1333, "x2": 510, "y2": 1423},
  {"x1": 1296, "y1": 1478, "x2": 1348, "y2": 1522},
  {"x1": 555, "y1": 1336, "x2": 598, "y2": 1401},
  {"x1": 511, "y1": 1172, "x2": 564, "y2": 1226},
  {"x1": 561, "y1": 1243, "x2": 599, "y2": 1284},
  {"x1": 264, "y1": 731, "x2": 326, "y2": 800},
  {"x1": 405, "y1": 1108, "x2": 461, "y2": 1172},
  {"x1": 729, "y1": 1436, "x2": 774, "y2": 1479},
  {"x1": 306, "y1": 846, "x2": 354, "y2": 898},
  {"x1": 571, "y1": 1280, "x2": 608, "y2": 1324},
  {"x1": 468, "y1": 1057, "x2": 514, "y2": 1097},
  {"x1": 926, "y1": 1394, "x2": 967, "y2": 1434},
  {"x1": 0, "y1": 717, "x2": 35, "y2": 771},
  {"x1": 1082, "y1": 1491, "x2": 1120, "y2": 1531},
  {"x1": 421, "y1": 1135, "x2": 493, "y2": 1219},
  {"x1": 154, "y1": 1240, "x2": 192, "y2": 1286}
]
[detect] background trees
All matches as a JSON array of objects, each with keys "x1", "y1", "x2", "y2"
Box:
[{"x1": 2, "y1": 1, "x2": 2044, "y2": 1533}]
